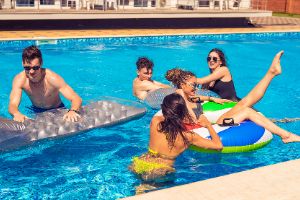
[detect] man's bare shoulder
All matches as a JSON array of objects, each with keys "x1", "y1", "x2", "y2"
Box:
[
  {"x1": 13, "y1": 71, "x2": 27, "y2": 86},
  {"x1": 134, "y1": 78, "x2": 155, "y2": 88},
  {"x1": 14, "y1": 71, "x2": 26, "y2": 79},
  {"x1": 132, "y1": 77, "x2": 139, "y2": 86},
  {"x1": 44, "y1": 69, "x2": 65, "y2": 86},
  {"x1": 44, "y1": 68, "x2": 59, "y2": 79}
]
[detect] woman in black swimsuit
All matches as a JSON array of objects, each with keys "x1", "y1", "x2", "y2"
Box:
[{"x1": 197, "y1": 48, "x2": 239, "y2": 101}]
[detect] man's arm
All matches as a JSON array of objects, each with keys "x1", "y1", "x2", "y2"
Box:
[
  {"x1": 9, "y1": 73, "x2": 27, "y2": 122},
  {"x1": 137, "y1": 80, "x2": 169, "y2": 92},
  {"x1": 153, "y1": 80, "x2": 170, "y2": 89},
  {"x1": 48, "y1": 70, "x2": 82, "y2": 122}
]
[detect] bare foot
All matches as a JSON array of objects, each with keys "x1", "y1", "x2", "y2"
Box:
[
  {"x1": 135, "y1": 184, "x2": 156, "y2": 195},
  {"x1": 269, "y1": 51, "x2": 284, "y2": 76},
  {"x1": 282, "y1": 132, "x2": 300, "y2": 143}
]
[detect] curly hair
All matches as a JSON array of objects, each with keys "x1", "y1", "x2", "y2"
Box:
[
  {"x1": 159, "y1": 93, "x2": 194, "y2": 148},
  {"x1": 136, "y1": 57, "x2": 154, "y2": 71},
  {"x1": 22, "y1": 45, "x2": 43, "y2": 65},
  {"x1": 165, "y1": 68, "x2": 195, "y2": 89}
]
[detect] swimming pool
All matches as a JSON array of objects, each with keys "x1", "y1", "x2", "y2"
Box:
[{"x1": 0, "y1": 32, "x2": 300, "y2": 199}]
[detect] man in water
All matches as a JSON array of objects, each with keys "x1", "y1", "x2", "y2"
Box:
[
  {"x1": 9, "y1": 45, "x2": 82, "y2": 123},
  {"x1": 133, "y1": 57, "x2": 170, "y2": 100}
]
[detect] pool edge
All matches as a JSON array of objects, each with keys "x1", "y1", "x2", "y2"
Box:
[
  {"x1": 122, "y1": 158, "x2": 300, "y2": 200},
  {"x1": 1, "y1": 26, "x2": 300, "y2": 41}
]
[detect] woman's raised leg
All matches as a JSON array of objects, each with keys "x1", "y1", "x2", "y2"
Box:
[
  {"x1": 220, "y1": 107, "x2": 300, "y2": 143},
  {"x1": 217, "y1": 51, "x2": 300, "y2": 143},
  {"x1": 228, "y1": 51, "x2": 284, "y2": 115}
]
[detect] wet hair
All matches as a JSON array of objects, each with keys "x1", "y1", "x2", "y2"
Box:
[
  {"x1": 165, "y1": 68, "x2": 195, "y2": 89},
  {"x1": 159, "y1": 93, "x2": 194, "y2": 148},
  {"x1": 136, "y1": 57, "x2": 153, "y2": 71},
  {"x1": 208, "y1": 48, "x2": 227, "y2": 68},
  {"x1": 22, "y1": 45, "x2": 43, "y2": 65}
]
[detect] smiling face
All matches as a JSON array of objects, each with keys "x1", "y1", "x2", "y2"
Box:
[
  {"x1": 137, "y1": 67, "x2": 153, "y2": 81},
  {"x1": 23, "y1": 58, "x2": 42, "y2": 83},
  {"x1": 181, "y1": 76, "x2": 198, "y2": 96},
  {"x1": 207, "y1": 51, "x2": 222, "y2": 70}
]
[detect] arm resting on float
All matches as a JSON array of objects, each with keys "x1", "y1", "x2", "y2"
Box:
[
  {"x1": 9, "y1": 74, "x2": 27, "y2": 122},
  {"x1": 190, "y1": 124, "x2": 223, "y2": 150},
  {"x1": 153, "y1": 80, "x2": 171, "y2": 88}
]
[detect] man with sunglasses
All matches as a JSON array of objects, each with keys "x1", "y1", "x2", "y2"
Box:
[
  {"x1": 8, "y1": 45, "x2": 82, "y2": 123},
  {"x1": 133, "y1": 57, "x2": 170, "y2": 100}
]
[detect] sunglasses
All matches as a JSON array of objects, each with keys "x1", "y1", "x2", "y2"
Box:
[
  {"x1": 207, "y1": 56, "x2": 220, "y2": 62},
  {"x1": 23, "y1": 66, "x2": 40, "y2": 71},
  {"x1": 186, "y1": 82, "x2": 199, "y2": 89}
]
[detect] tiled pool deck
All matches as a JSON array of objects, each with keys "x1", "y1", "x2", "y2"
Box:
[
  {"x1": 0, "y1": 15, "x2": 299, "y2": 200},
  {"x1": 0, "y1": 16, "x2": 300, "y2": 40},
  {"x1": 124, "y1": 159, "x2": 300, "y2": 200}
]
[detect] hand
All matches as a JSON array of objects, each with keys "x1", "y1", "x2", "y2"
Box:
[
  {"x1": 63, "y1": 110, "x2": 81, "y2": 122},
  {"x1": 197, "y1": 115, "x2": 211, "y2": 128},
  {"x1": 13, "y1": 112, "x2": 28, "y2": 123},
  {"x1": 211, "y1": 97, "x2": 231, "y2": 104}
]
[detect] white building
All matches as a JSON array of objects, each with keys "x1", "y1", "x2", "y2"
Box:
[{"x1": 1, "y1": 0, "x2": 251, "y2": 11}]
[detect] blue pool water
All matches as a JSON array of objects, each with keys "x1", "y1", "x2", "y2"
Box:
[{"x1": 0, "y1": 32, "x2": 300, "y2": 199}]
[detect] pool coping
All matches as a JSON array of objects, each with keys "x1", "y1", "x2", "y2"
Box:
[
  {"x1": 0, "y1": 25, "x2": 300, "y2": 41},
  {"x1": 122, "y1": 158, "x2": 300, "y2": 200}
]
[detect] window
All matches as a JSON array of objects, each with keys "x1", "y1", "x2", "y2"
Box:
[
  {"x1": 134, "y1": 0, "x2": 147, "y2": 7},
  {"x1": 40, "y1": 0, "x2": 55, "y2": 5},
  {"x1": 120, "y1": 0, "x2": 129, "y2": 5},
  {"x1": 198, "y1": 0, "x2": 209, "y2": 7},
  {"x1": 16, "y1": 0, "x2": 34, "y2": 6},
  {"x1": 151, "y1": 0, "x2": 155, "y2": 7}
]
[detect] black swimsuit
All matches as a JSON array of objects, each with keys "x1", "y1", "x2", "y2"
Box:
[
  {"x1": 192, "y1": 103, "x2": 203, "y2": 119},
  {"x1": 209, "y1": 80, "x2": 239, "y2": 101}
]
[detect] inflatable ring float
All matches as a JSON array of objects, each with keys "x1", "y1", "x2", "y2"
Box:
[
  {"x1": 0, "y1": 97, "x2": 146, "y2": 152},
  {"x1": 190, "y1": 102, "x2": 273, "y2": 153},
  {"x1": 155, "y1": 101, "x2": 273, "y2": 153}
]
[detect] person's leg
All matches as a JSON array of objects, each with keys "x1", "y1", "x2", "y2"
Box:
[
  {"x1": 227, "y1": 51, "x2": 283, "y2": 116},
  {"x1": 218, "y1": 107, "x2": 300, "y2": 143},
  {"x1": 217, "y1": 51, "x2": 300, "y2": 143}
]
